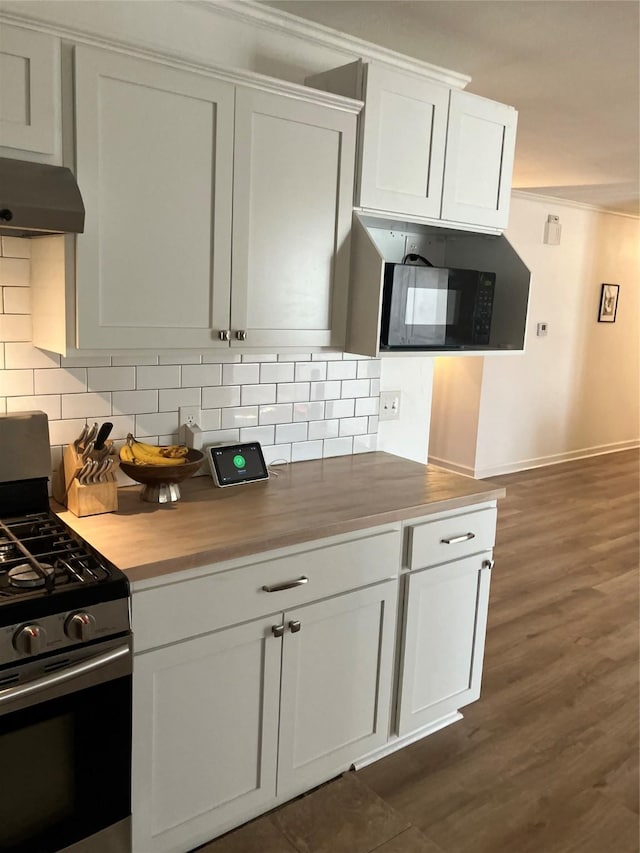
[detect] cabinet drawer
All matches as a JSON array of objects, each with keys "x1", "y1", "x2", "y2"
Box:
[
  {"x1": 133, "y1": 527, "x2": 401, "y2": 652},
  {"x1": 407, "y1": 507, "x2": 496, "y2": 569}
]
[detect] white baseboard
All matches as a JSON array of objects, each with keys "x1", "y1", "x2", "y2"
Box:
[
  {"x1": 350, "y1": 712, "x2": 463, "y2": 770},
  {"x1": 434, "y1": 440, "x2": 639, "y2": 480}
]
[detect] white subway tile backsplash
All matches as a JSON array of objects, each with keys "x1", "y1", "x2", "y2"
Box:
[
  {"x1": 339, "y1": 416, "x2": 368, "y2": 437},
  {"x1": 293, "y1": 401, "x2": 325, "y2": 422},
  {"x1": 3, "y1": 287, "x2": 31, "y2": 314},
  {"x1": 1, "y1": 369, "x2": 35, "y2": 396},
  {"x1": 261, "y1": 362, "x2": 294, "y2": 384},
  {"x1": 353, "y1": 434, "x2": 378, "y2": 454},
  {"x1": 0, "y1": 261, "x2": 381, "y2": 472},
  {"x1": 202, "y1": 385, "x2": 240, "y2": 409},
  {"x1": 241, "y1": 384, "x2": 276, "y2": 406},
  {"x1": 308, "y1": 419, "x2": 339, "y2": 440},
  {"x1": 323, "y1": 437, "x2": 354, "y2": 457},
  {"x1": 327, "y1": 360, "x2": 357, "y2": 381},
  {"x1": 325, "y1": 399, "x2": 355, "y2": 420},
  {"x1": 259, "y1": 403, "x2": 293, "y2": 425},
  {"x1": 87, "y1": 367, "x2": 134, "y2": 392},
  {"x1": 357, "y1": 359, "x2": 381, "y2": 379},
  {"x1": 202, "y1": 428, "x2": 240, "y2": 445},
  {"x1": 291, "y1": 440, "x2": 323, "y2": 461},
  {"x1": 62, "y1": 392, "x2": 111, "y2": 420},
  {"x1": 240, "y1": 425, "x2": 276, "y2": 444},
  {"x1": 4, "y1": 343, "x2": 59, "y2": 370},
  {"x1": 136, "y1": 365, "x2": 180, "y2": 390},
  {"x1": 276, "y1": 382, "x2": 310, "y2": 403},
  {"x1": 222, "y1": 363, "x2": 260, "y2": 385},
  {"x1": 7, "y1": 395, "x2": 60, "y2": 421},
  {"x1": 341, "y1": 379, "x2": 370, "y2": 399},
  {"x1": 1, "y1": 237, "x2": 31, "y2": 259},
  {"x1": 310, "y1": 381, "x2": 341, "y2": 401},
  {"x1": 294, "y1": 361, "x2": 327, "y2": 382},
  {"x1": 135, "y1": 411, "x2": 180, "y2": 438},
  {"x1": 263, "y1": 444, "x2": 292, "y2": 465},
  {"x1": 159, "y1": 387, "x2": 201, "y2": 411},
  {"x1": 113, "y1": 390, "x2": 159, "y2": 415},
  {"x1": 275, "y1": 422, "x2": 307, "y2": 443},
  {"x1": 0, "y1": 257, "x2": 30, "y2": 286},
  {"x1": 0, "y1": 315, "x2": 32, "y2": 342},
  {"x1": 181, "y1": 364, "x2": 222, "y2": 388},
  {"x1": 355, "y1": 397, "x2": 380, "y2": 417},
  {"x1": 221, "y1": 406, "x2": 259, "y2": 429}
]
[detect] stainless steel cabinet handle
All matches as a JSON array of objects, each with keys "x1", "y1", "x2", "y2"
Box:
[
  {"x1": 219, "y1": 330, "x2": 231, "y2": 341},
  {"x1": 235, "y1": 330, "x2": 247, "y2": 341},
  {"x1": 441, "y1": 532, "x2": 476, "y2": 545},
  {"x1": 272, "y1": 624, "x2": 285, "y2": 638},
  {"x1": 482, "y1": 559, "x2": 495, "y2": 571},
  {"x1": 289, "y1": 620, "x2": 301, "y2": 633},
  {"x1": 262, "y1": 576, "x2": 309, "y2": 593}
]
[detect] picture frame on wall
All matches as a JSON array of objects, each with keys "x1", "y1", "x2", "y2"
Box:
[{"x1": 598, "y1": 283, "x2": 619, "y2": 323}]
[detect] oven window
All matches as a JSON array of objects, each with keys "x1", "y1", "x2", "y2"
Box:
[{"x1": 0, "y1": 675, "x2": 131, "y2": 853}]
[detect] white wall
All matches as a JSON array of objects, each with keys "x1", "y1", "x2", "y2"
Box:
[
  {"x1": 377, "y1": 357, "x2": 434, "y2": 464},
  {"x1": 429, "y1": 195, "x2": 640, "y2": 477}
]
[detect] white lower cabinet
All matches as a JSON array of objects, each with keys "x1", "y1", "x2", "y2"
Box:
[
  {"x1": 396, "y1": 553, "x2": 492, "y2": 736},
  {"x1": 131, "y1": 572, "x2": 397, "y2": 853}
]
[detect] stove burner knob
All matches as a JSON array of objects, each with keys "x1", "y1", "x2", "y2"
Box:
[
  {"x1": 13, "y1": 624, "x2": 47, "y2": 655},
  {"x1": 65, "y1": 612, "x2": 96, "y2": 642}
]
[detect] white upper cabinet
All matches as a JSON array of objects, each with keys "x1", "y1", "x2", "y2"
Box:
[
  {"x1": 307, "y1": 59, "x2": 518, "y2": 233},
  {"x1": 441, "y1": 90, "x2": 517, "y2": 230},
  {"x1": 73, "y1": 45, "x2": 234, "y2": 350},
  {"x1": 357, "y1": 63, "x2": 449, "y2": 220},
  {"x1": 231, "y1": 88, "x2": 355, "y2": 350},
  {"x1": 0, "y1": 23, "x2": 60, "y2": 161}
]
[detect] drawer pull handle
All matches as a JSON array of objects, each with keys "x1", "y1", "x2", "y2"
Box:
[
  {"x1": 272, "y1": 624, "x2": 285, "y2": 638},
  {"x1": 441, "y1": 532, "x2": 476, "y2": 545},
  {"x1": 262, "y1": 576, "x2": 309, "y2": 593},
  {"x1": 289, "y1": 620, "x2": 301, "y2": 634},
  {"x1": 482, "y1": 559, "x2": 495, "y2": 571}
]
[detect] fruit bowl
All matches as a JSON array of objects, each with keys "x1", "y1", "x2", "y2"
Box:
[{"x1": 119, "y1": 449, "x2": 205, "y2": 503}]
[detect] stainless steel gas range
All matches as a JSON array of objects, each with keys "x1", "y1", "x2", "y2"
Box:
[{"x1": 0, "y1": 412, "x2": 132, "y2": 853}]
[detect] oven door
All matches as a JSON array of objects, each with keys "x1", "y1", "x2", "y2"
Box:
[{"x1": 0, "y1": 636, "x2": 132, "y2": 853}]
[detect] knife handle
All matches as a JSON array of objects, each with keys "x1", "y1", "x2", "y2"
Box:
[{"x1": 94, "y1": 421, "x2": 114, "y2": 451}]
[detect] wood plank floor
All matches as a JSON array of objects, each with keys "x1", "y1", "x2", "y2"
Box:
[{"x1": 198, "y1": 449, "x2": 639, "y2": 853}]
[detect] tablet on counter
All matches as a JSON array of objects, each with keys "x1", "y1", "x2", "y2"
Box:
[{"x1": 207, "y1": 442, "x2": 269, "y2": 488}]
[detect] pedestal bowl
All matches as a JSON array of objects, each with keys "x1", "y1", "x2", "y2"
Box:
[{"x1": 119, "y1": 449, "x2": 205, "y2": 503}]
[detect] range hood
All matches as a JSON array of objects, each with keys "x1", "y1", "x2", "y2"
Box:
[{"x1": 0, "y1": 157, "x2": 85, "y2": 237}]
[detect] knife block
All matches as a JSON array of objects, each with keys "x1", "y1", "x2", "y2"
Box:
[{"x1": 59, "y1": 442, "x2": 119, "y2": 517}]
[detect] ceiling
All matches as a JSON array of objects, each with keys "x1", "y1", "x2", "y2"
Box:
[{"x1": 264, "y1": 0, "x2": 640, "y2": 216}]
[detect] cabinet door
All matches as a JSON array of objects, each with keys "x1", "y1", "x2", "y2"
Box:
[
  {"x1": 396, "y1": 554, "x2": 492, "y2": 736},
  {"x1": 132, "y1": 617, "x2": 281, "y2": 853},
  {"x1": 441, "y1": 90, "x2": 517, "y2": 229},
  {"x1": 277, "y1": 580, "x2": 397, "y2": 798},
  {"x1": 74, "y1": 45, "x2": 234, "y2": 349},
  {"x1": 231, "y1": 87, "x2": 356, "y2": 349},
  {"x1": 0, "y1": 23, "x2": 59, "y2": 158},
  {"x1": 358, "y1": 63, "x2": 449, "y2": 220}
]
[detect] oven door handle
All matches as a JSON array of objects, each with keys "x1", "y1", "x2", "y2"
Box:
[{"x1": 0, "y1": 644, "x2": 131, "y2": 710}]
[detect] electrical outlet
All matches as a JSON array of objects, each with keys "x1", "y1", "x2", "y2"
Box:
[
  {"x1": 179, "y1": 406, "x2": 201, "y2": 428},
  {"x1": 379, "y1": 391, "x2": 401, "y2": 421},
  {"x1": 406, "y1": 238, "x2": 420, "y2": 255}
]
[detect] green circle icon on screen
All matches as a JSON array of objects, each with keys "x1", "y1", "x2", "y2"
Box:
[{"x1": 233, "y1": 454, "x2": 246, "y2": 469}]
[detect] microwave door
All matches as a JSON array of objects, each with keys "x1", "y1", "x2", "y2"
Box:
[{"x1": 387, "y1": 266, "x2": 448, "y2": 347}]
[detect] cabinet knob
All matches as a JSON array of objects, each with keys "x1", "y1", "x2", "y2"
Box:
[
  {"x1": 482, "y1": 559, "x2": 495, "y2": 571},
  {"x1": 219, "y1": 330, "x2": 231, "y2": 341},
  {"x1": 289, "y1": 620, "x2": 301, "y2": 634},
  {"x1": 0, "y1": 208, "x2": 13, "y2": 222},
  {"x1": 235, "y1": 330, "x2": 247, "y2": 341},
  {"x1": 272, "y1": 624, "x2": 285, "y2": 638}
]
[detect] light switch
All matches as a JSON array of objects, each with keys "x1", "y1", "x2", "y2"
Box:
[
  {"x1": 544, "y1": 215, "x2": 562, "y2": 245},
  {"x1": 537, "y1": 322, "x2": 548, "y2": 337}
]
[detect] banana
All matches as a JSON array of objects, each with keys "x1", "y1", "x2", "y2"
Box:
[
  {"x1": 119, "y1": 443, "x2": 136, "y2": 464},
  {"x1": 125, "y1": 434, "x2": 187, "y2": 467}
]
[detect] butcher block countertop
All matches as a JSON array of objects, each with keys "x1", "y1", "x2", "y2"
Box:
[{"x1": 54, "y1": 452, "x2": 505, "y2": 584}]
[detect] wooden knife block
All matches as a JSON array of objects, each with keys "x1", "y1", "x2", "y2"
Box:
[{"x1": 59, "y1": 442, "x2": 119, "y2": 517}]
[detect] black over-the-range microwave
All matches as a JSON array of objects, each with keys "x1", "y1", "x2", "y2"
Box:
[{"x1": 380, "y1": 260, "x2": 496, "y2": 350}]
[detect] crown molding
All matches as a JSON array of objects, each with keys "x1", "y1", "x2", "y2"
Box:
[
  {"x1": 190, "y1": 0, "x2": 471, "y2": 89},
  {"x1": 512, "y1": 190, "x2": 640, "y2": 220}
]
